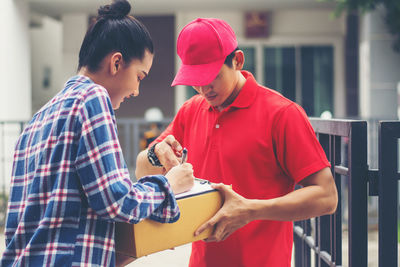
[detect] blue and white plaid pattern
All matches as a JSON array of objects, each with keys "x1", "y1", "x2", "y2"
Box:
[{"x1": 1, "y1": 76, "x2": 180, "y2": 266}]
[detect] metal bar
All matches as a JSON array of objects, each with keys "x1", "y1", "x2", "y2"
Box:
[
  {"x1": 333, "y1": 136, "x2": 342, "y2": 266},
  {"x1": 294, "y1": 220, "x2": 312, "y2": 267},
  {"x1": 378, "y1": 121, "x2": 399, "y2": 267},
  {"x1": 347, "y1": 121, "x2": 368, "y2": 267},
  {"x1": 132, "y1": 120, "x2": 140, "y2": 180},
  {"x1": 295, "y1": 221, "x2": 339, "y2": 267},
  {"x1": 367, "y1": 169, "x2": 379, "y2": 196},
  {"x1": 20, "y1": 122, "x2": 25, "y2": 133},
  {"x1": 310, "y1": 118, "x2": 356, "y2": 137},
  {"x1": 294, "y1": 223, "x2": 309, "y2": 267},
  {"x1": 319, "y1": 134, "x2": 332, "y2": 267},
  {"x1": 294, "y1": 223, "x2": 316, "y2": 251},
  {"x1": 320, "y1": 215, "x2": 332, "y2": 267},
  {"x1": 123, "y1": 122, "x2": 132, "y2": 172},
  {"x1": 315, "y1": 217, "x2": 321, "y2": 266},
  {"x1": 334, "y1": 165, "x2": 348, "y2": 176},
  {"x1": 320, "y1": 251, "x2": 335, "y2": 267}
]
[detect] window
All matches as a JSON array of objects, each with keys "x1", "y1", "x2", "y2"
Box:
[
  {"x1": 264, "y1": 47, "x2": 296, "y2": 102},
  {"x1": 242, "y1": 45, "x2": 334, "y2": 117},
  {"x1": 186, "y1": 86, "x2": 198, "y2": 99},
  {"x1": 300, "y1": 46, "x2": 333, "y2": 117},
  {"x1": 242, "y1": 47, "x2": 256, "y2": 77}
]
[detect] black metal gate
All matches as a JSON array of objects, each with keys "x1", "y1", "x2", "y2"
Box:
[{"x1": 293, "y1": 119, "x2": 399, "y2": 267}]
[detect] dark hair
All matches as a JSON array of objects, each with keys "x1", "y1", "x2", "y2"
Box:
[
  {"x1": 224, "y1": 47, "x2": 239, "y2": 67},
  {"x1": 78, "y1": 0, "x2": 154, "y2": 72}
]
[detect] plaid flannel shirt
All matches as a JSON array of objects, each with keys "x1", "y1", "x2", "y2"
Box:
[{"x1": 1, "y1": 76, "x2": 180, "y2": 266}]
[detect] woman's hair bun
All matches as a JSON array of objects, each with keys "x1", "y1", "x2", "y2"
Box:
[{"x1": 98, "y1": 0, "x2": 131, "y2": 19}]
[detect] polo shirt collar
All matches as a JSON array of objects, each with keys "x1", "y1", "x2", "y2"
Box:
[{"x1": 207, "y1": 70, "x2": 258, "y2": 111}]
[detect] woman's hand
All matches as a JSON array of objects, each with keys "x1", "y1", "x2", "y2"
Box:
[{"x1": 165, "y1": 163, "x2": 195, "y2": 194}]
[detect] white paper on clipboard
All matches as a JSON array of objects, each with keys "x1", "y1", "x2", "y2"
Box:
[{"x1": 175, "y1": 180, "x2": 215, "y2": 199}]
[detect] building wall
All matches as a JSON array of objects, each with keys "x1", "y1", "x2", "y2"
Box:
[
  {"x1": 359, "y1": 6, "x2": 400, "y2": 169},
  {"x1": 359, "y1": 6, "x2": 400, "y2": 120},
  {"x1": 0, "y1": 0, "x2": 31, "y2": 192},
  {"x1": 175, "y1": 9, "x2": 346, "y2": 117},
  {"x1": 115, "y1": 15, "x2": 176, "y2": 119},
  {"x1": 30, "y1": 14, "x2": 85, "y2": 115},
  {"x1": 30, "y1": 16, "x2": 63, "y2": 113},
  {"x1": 30, "y1": 14, "x2": 176, "y2": 119},
  {"x1": 61, "y1": 13, "x2": 87, "y2": 83},
  {"x1": 29, "y1": 8, "x2": 347, "y2": 118}
]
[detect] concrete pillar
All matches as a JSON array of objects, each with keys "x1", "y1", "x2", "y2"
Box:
[
  {"x1": 359, "y1": 6, "x2": 400, "y2": 120},
  {"x1": 0, "y1": 0, "x2": 31, "y2": 192},
  {"x1": 0, "y1": 0, "x2": 31, "y2": 121}
]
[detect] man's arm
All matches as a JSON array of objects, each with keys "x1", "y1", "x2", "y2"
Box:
[
  {"x1": 195, "y1": 167, "x2": 338, "y2": 242},
  {"x1": 135, "y1": 135, "x2": 183, "y2": 179}
]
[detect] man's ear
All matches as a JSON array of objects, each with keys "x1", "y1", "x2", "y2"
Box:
[
  {"x1": 233, "y1": 50, "x2": 245, "y2": 70},
  {"x1": 110, "y1": 52, "x2": 123, "y2": 75}
]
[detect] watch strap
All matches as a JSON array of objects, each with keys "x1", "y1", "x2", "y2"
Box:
[{"x1": 147, "y1": 143, "x2": 163, "y2": 167}]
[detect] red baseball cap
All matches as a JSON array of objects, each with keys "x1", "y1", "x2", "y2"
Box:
[{"x1": 171, "y1": 18, "x2": 238, "y2": 87}]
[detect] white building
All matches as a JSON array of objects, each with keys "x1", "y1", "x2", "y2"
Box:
[{"x1": 0, "y1": 0, "x2": 399, "y2": 186}]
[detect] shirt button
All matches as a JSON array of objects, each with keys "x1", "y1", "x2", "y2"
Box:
[{"x1": 215, "y1": 124, "x2": 220, "y2": 129}]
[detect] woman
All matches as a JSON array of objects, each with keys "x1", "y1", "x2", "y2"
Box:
[{"x1": 0, "y1": 1, "x2": 194, "y2": 266}]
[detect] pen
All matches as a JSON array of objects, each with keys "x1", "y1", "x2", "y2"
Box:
[
  {"x1": 195, "y1": 177, "x2": 211, "y2": 185},
  {"x1": 181, "y1": 148, "x2": 210, "y2": 185},
  {"x1": 181, "y1": 148, "x2": 188, "y2": 164}
]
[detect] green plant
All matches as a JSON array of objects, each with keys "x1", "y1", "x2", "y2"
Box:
[
  {"x1": 322, "y1": 0, "x2": 400, "y2": 52},
  {"x1": 398, "y1": 221, "x2": 400, "y2": 243}
]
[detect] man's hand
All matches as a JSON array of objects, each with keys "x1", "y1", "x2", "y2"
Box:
[
  {"x1": 193, "y1": 168, "x2": 338, "y2": 243},
  {"x1": 135, "y1": 135, "x2": 185, "y2": 179},
  {"x1": 155, "y1": 135, "x2": 183, "y2": 171},
  {"x1": 165, "y1": 163, "x2": 195, "y2": 194},
  {"x1": 195, "y1": 183, "x2": 252, "y2": 242}
]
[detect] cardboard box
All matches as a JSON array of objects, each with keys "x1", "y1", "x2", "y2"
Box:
[{"x1": 115, "y1": 183, "x2": 222, "y2": 259}]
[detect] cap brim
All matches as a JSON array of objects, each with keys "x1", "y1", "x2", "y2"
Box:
[{"x1": 171, "y1": 58, "x2": 225, "y2": 87}]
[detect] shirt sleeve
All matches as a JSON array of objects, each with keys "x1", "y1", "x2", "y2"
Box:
[
  {"x1": 273, "y1": 103, "x2": 330, "y2": 183},
  {"x1": 74, "y1": 87, "x2": 180, "y2": 224}
]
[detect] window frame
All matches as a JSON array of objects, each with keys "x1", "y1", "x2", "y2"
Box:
[{"x1": 238, "y1": 36, "x2": 345, "y2": 118}]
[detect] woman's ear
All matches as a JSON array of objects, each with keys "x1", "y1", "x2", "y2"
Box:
[
  {"x1": 233, "y1": 50, "x2": 245, "y2": 70},
  {"x1": 109, "y1": 52, "x2": 123, "y2": 75}
]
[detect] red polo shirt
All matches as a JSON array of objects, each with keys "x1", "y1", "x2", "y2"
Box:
[{"x1": 155, "y1": 71, "x2": 329, "y2": 267}]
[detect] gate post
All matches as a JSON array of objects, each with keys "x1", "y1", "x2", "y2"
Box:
[
  {"x1": 347, "y1": 121, "x2": 368, "y2": 267},
  {"x1": 378, "y1": 121, "x2": 399, "y2": 267}
]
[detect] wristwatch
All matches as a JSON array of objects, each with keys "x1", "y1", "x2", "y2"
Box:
[{"x1": 147, "y1": 143, "x2": 163, "y2": 167}]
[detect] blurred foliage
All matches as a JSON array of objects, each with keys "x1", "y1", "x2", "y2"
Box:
[
  {"x1": 322, "y1": 0, "x2": 400, "y2": 52},
  {"x1": 0, "y1": 192, "x2": 8, "y2": 227}
]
